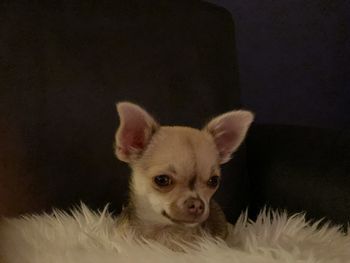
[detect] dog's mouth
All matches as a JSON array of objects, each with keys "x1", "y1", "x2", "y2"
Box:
[{"x1": 161, "y1": 211, "x2": 202, "y2": 226}]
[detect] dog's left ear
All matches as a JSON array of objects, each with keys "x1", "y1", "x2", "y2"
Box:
[
  {"x1": 204, "y1": 110, "x2": 254, "y2": 164},
  {"x1": 115, "y1": 102, "x2": 159, "y2": 163}
]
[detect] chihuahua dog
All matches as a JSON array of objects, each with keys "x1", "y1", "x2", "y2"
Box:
[{"x1": 114, "y1": 102, "x2": 253, "y2": 249}]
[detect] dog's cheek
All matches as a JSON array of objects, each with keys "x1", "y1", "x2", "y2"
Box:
[
  {"x1": 147, "y1": 193, "x2": 169, "y2": 213},
  {"x1": 203, "y1": 200, "x2": 210, "y2": 219},
  {"x1": 168, "y1": 200, "x2": 187, "y2": 219},
  {"x1": 131, "y1": 172, "x2": 150, "y2": 194},
  {"x1": 196, "y1": 193, "x2": 211, "y2": 218},
  {"x1": 174, "y1": 191, "x2": 194, "y2": 209}
]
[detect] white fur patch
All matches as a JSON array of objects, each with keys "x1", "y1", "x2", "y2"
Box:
[{"x1": 0, "y1": 205, "x2": 348, "y2": 263}]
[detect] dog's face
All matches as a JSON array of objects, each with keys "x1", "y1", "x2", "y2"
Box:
[
  {"x1": 115, "y1": 102, "x2": 253, "y2": 227},
  {"x1": 131, "y1": 127, "x2": 220, "y2": 225}
]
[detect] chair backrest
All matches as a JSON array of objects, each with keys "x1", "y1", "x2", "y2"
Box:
[{"x1": 0, "y1": 0, "x2": 247, "y2": 221}]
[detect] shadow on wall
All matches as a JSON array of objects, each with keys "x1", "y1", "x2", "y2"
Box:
[{"x1": 206, "y1": 0, "x2": 350, "y2": 129}]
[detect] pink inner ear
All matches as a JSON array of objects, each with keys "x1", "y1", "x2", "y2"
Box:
[
  {"x1": 212, "y1": 120, "x2": 239, "y2": 159},
  {"x1": 206, "y1": 110, "x2": 253, "y2": 164},
  {"x1": 120, "y1": 128, "x2": 145, "y2": 150},
  {"x1": 116, "y1": 102, "x2": 159, "y2": 162},
  {"x1": 119, "y1": 117, "x2": 147, "y2": 155}
]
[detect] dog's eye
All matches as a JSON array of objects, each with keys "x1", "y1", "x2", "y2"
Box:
[
  {"x1": 207, "y1": 176, "x2": 220, "y2": 188},
  {"x1": 154, "y1": 175, "x2": 172, "y2": 187}
]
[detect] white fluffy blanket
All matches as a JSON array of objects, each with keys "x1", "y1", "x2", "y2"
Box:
[{"x1": 0, "y1": 204, "x2": 349, "y2": 263}]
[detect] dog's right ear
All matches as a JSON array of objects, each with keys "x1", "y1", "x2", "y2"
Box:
[
  {"x1": 115, "y1": 102, "x2": 159, "y2": 163},
  {"x1": 204, "y1": 110, "x2": 254, "y2": 164}
]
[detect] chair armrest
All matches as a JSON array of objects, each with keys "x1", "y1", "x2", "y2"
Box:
[{"x1": 246, "y1": 124, "x2": 350, "y2": 225}]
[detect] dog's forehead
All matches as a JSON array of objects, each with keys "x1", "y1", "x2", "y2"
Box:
[{"x1": 142, "y1": 126, "x2": 219, "y2": 177}]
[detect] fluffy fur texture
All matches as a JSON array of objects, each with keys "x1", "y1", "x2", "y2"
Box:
[{"x1": 0, "y1": 204, "x2": 348, "y2": 263}]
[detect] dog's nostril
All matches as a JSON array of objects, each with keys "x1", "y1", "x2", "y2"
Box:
[{"x1": 185, "y1": 198, "x2": 204, "y2": 216}]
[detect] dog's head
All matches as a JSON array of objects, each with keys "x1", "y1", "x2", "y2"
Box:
[{"x1": 115, "y1": 102, "x2": 253, "y2": 227}]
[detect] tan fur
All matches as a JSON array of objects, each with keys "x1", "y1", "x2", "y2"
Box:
[{"x1": 114, "y1": 102, "x2": 253, "y2": 250}]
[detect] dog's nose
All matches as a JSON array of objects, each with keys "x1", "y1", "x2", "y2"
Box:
[{"x1": 184, "y1": 198, "x2": 204, "y2": 216}]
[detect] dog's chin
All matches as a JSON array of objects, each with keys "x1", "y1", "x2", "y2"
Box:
[{"x1": 161, "y1": 210, "x2": 206, "y2": 227}]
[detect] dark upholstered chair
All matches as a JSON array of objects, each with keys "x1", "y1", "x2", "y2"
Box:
[{"x1": 1, "y1": 0, "x2": 349, "y2": 226}]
